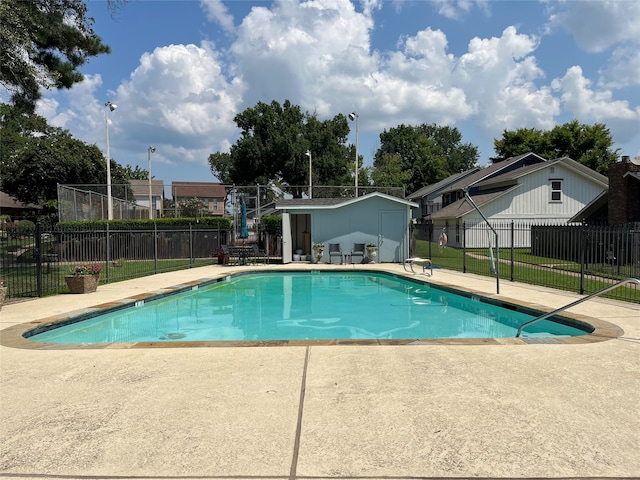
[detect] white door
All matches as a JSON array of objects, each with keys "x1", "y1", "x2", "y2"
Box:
[{"x1": 282, "y1": 213, "x2": 292, "y2": 263}]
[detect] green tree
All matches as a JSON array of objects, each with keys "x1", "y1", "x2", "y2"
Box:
[
  {"x1": 370, "y1": 153, "x2": 411, "y2": 188},
  {"x1": 0, "y1": 0, "x2": 110, "y2": 111},
  {"x1": 122, "y1": 164, "x2": 149, "y2": 180},
  {"x1": 0, "y1": 103, "x2": 131, "y2": 206},
  {"x1": 491, "y1": 120, "x2": 619, "y2": 174},
  {"x1": 209, "y1": 100, "x2": 353, "y2": 198},
  {"x1": 1, "y1": 127, "x2": 106, "y2": 204},
  {"x1": 373, "y1": 124, "x2": 478, "y2": 195}
]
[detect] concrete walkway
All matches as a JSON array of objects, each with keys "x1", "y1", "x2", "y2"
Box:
[{"x1": 1, "y1": 264, "x2": 638, "y2": 479}]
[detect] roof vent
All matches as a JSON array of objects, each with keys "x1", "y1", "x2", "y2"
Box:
[{"x1": 622, "y1": 155, "x2": 630, "y2": 162}]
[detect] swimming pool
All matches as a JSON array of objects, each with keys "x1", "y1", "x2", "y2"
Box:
[{"x1": 26, "y1": 271, "x2": 590, "y2": 344}]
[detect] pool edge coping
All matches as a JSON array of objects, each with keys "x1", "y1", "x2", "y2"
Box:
[{"x1": 0, "y1": 267, "x2": 625, "y2": 349}]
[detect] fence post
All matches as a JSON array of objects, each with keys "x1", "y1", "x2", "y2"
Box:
[
  {"x1": 154, "y1": 223, "x2": 159, "y2": 274},
  {"x1": 189, "y1": 224, "x2": 194, "y2": 267},
  {"x1": 579, "y1": 223, "x2": 586, "y2": 295},
  {"x1": 35, "y1": 222, "x2": 43, "y2": 297},
  {"x1": 510, "y1": 221, "x2": 515, "y2": 281},
  {"x1": 106, "y1": 223, "x2": 111, "y2": 282},
  {"x1": 462, "y1": 221, "x2": 467, "y2": 273}
]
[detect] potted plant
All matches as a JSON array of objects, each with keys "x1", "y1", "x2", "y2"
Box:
[
  {"x1": 0, "y1": 279, "x2": 6, "y2": 310},
  {"x1": 312, "y1": 243, "x2": 324, "y2": 263},
  {"x1": 366, "y1": 243, "x2": 378, "y2": 262},
  {"x1": 65, "y1": 263, "x2": 102, "y2": 294}
]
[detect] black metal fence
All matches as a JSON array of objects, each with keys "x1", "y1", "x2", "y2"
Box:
[
  {"x1": 2, "y1": 221, "x2": 639, "y2": 303},
  {"x1": 413, "y1": 221, "x2": 640, "y2": 303},
  {"x1": 1, "y1": 223, "x2": 231, "y2": 300}
]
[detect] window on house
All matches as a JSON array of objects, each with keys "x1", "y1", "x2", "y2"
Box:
[
  {"x1": 213, "y1": 199, "x2": 218, "y2": 210},
  {"x1": 550, "y1": 180, "x2": 562, "y2": 202}
]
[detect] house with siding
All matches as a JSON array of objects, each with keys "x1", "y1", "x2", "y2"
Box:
[
  {"x1": 406, "y1": 167, "x2": 480, "y2": 221},
  {"x1": 427, "y1": 153, "x2": 608, "y2": 248},
  {"x1": 570, "y1": 155, "x2": 640, "y2": 225},
  {"x1": 130, "y1": 180, "x2": 165, "y2": 219},
  {"x1": 171, "y1": 182, "x2": 226, "y2": 216}
]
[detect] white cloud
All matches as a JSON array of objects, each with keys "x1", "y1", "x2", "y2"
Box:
[
  {"x1": 200, "y1": 0, "x2": 235, "y2": 33},
  {"x1": 34, "y1": 0, "x2": 639, "y2": 174},
  {"x1": 110, "y1": 43, "x2": 245, "y2": 167},
  {"x1": 598, "y1": 45, "x2": 640, "y2": 89},
  {"x1": 547, "y1": 0, "x2": 640, "y2": 53},
  {"x1": 429, "y1": 0, "x2": 490, "y2": 20},
  {"x1": 453, "y1": 27, "x2": 559, "y2": 134},
  {"x1": 552, "y1": 66, "x2": 639, "y2": 119}
]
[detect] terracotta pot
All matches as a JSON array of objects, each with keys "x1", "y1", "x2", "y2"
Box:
[{"x1": 65, "y1": 274, "x2": 100, "y2": 294}]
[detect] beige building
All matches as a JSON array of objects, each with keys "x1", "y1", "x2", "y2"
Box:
[
  {"x1": 171, "y1": 182, "x2": 226, "y2": 216},
  {"x1": 130, "y1": 180, "x2": 165, "y2": 219}
]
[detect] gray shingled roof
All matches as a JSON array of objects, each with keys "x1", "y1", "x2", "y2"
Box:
[
  {"x1": 474, "y1": 156, "x2": 608, "y2": 189},
  {"x1": 407, "y1": 167, "x2": 480, "y2": 200},
  {"x1": 130, "y1": 180, "x2": 165, "y2": 196},
  {"x1": 276, "y1": 192, "x2": 417, "y2": 209},
  {"x1": 440, "y1": 152, "x2": 545, "y2": 194},
  {"x1": 172, "y1": 182, "x2": 226, "y2": 198},
  {"x1": 276, "y1": 198, "x2": 348, "y2": 207},
  {"x1": 429, "y1": 187, "x2": 518, "y2": 220},
  {"x1": 623, "y1": 171, "x2": 640, "y2": 182}
]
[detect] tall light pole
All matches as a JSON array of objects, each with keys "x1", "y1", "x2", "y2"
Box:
[
  {"x1": 148, "y1": 146, "x2": 156, "y2": 219},
  {"x1": 305, "y1": 150, "x2": 312, "y2": 199},
  {"x1": 348, "y1": 112, "x2": 359, "y2": 197},
  {"x1": 104, "y1": 101, "x2": 117, "y2": 220}
]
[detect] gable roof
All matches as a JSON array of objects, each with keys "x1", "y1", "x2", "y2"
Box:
[
  {"x1": 430, "y1": 187, "x2": 519, "y2": 220},
  {"x1": 172, "y1": 182, "x2": 226, "y2": 198},
  {"x1": 474, "y1": 156, "x2": 608, "y2": 190},
  {"x1": 440, "y1": 152, "x2": 547, "y2": 195},
  {"x1": 276, "y1": 192, "x2": 417, "y2": 210},
  {"x1": 568, "y1": 190, "x2": 609, "y2": 223},
  {"x1": 0, "y1": 191, "x2": 41, "y2": 211},
  {"x1": 623, "y1": 170, "x2": 640, "y2": 182},
  {"x1": 130, "y1": 180, "x2": 165, "y2": 197},
  {"x1": 407, "y1": 167, "x2": 480, "y2": 201}
]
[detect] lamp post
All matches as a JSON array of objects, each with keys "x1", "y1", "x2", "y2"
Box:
[
  {"x1": 305, "y1": 150, "x2": 312, "y2": 199},
  {"x1": 104, "y1": 101, "x2": 117, "y2": 220},
  {"x1": 348, "y1": 111, "x2": 359, "y2": 197},
  {"x1": 147, "y1": 146, "x2": 156, "y2": 219}
]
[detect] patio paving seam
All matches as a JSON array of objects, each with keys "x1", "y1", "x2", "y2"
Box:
[{"x1": 289, "y1": 346, "x2": 311, "y2": 480}]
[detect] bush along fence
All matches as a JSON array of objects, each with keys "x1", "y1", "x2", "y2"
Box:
[{"x1": 412, "y1": 221, "x2": 639, "y2": 303}]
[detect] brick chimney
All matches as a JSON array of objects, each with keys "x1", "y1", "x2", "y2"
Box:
[{"x1": 608, "y1": 156, "x2": 640, "y2": 225}]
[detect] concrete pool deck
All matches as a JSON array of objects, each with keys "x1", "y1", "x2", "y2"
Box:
[{"x1": 1, "y1": 263, "x2": 638, "y2": 479}]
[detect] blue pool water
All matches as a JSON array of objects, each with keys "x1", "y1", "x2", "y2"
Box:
[{"x1": 28, "y1": 272, "x2": 589, "y2": 344}]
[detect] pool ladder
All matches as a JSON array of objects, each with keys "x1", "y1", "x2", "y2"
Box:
[{"x1": 515, "y1": 277, "x2": 640, "y2": 338}]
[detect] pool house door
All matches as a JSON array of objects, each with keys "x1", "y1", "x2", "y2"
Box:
[{"x1": 282, "y1": 213, "x2": 292, "y2": 263}]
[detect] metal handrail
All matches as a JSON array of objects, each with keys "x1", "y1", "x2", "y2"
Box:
[
  {"x1": 462, "y1": 188, "x2": 500, "y2": 294},
  {"x1": 515, "y1": 278, "x2": 640, "y2": 337}
]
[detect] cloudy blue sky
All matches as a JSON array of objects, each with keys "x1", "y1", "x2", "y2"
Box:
[{"x1": 36, "y1": 0, "x2": 640, "y2": 188}]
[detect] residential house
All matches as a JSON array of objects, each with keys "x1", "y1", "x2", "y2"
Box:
[
  {"x1": 0, "y1": 191, "x2": 41, "y2": 221},
  {"x1": 171, "y1": 182, "x2": 226, "y2": 216},
  {"x1": 570, "y1": 155, "x2": 640, "y2": 225},
  {"x1": 407, "y1": 167, "x2": 480, "y2": 221},
  {"x1": 276, "y1": 192, "x2": 417, "y2": 263},
  {"x1": 130, "y1": 180, "x2": 165, "y2": 219},
  {"x1": 427, "y1": 153, "x2": 608, "y2": 247}
]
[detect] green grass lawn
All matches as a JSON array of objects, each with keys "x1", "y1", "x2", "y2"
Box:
[{"x1": 416, "y1": 240, "x2": 640, "y2": 303}]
